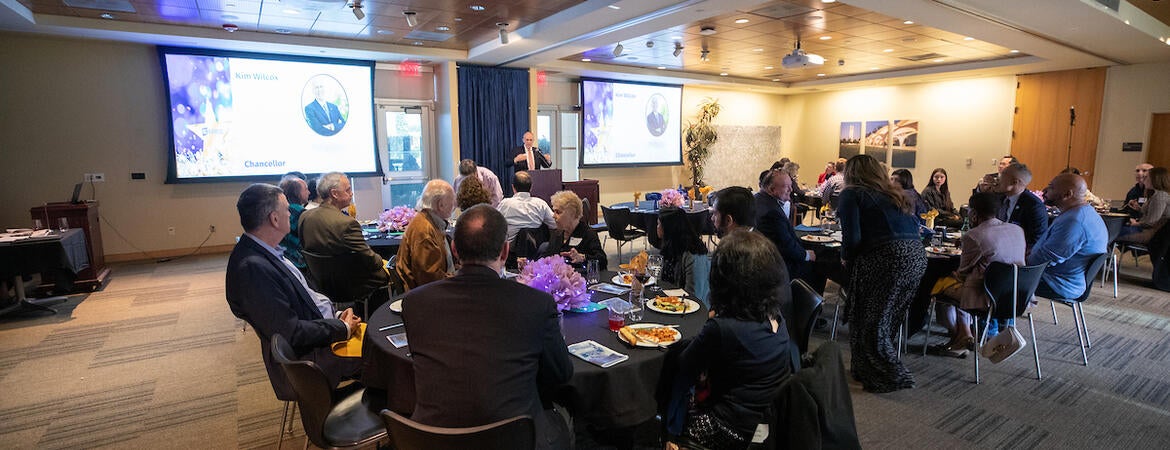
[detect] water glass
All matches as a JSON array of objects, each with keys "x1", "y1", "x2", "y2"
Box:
[
  {"x1": 32, "y1": 219, "x2": 44, "y2": 231},
  {"x1": 627, "y1": 290, "x2": 644, "y2": 322},
  {"x1": 586, "y1": 260, "x2": 600, "y2": 284},
  {"x1": 58, "y1": 217, "x2": 69, "y2": 232},
  {"x1": 647, "y1": 255, "x2": 663, "y2": 280}
]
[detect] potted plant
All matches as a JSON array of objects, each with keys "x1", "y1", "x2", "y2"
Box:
[{"x1": 684, "y1": 97, "x2": 721, "y2": 195}]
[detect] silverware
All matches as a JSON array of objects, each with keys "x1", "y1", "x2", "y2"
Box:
[{"x1": 378, "y1": 323, "x2": 404, "y2": 332}]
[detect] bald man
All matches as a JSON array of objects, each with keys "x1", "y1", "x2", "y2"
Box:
[
  {"x1": 1027, "y1": 173, "x2": 1108, "y2": 299},
  {"x1": 507, "y1": 131, "x2": 551, "y2": 173}
]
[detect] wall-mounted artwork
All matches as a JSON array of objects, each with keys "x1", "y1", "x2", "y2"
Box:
[
  {"x1": 839, "y1": 121, "x2": 861, "y2": 160},
  {"x1": 891, "y1": 119, "x2": 919, "y2": 168},
  {"x1": 864, "y1": 120, "x2": 890, "y2": 166}
]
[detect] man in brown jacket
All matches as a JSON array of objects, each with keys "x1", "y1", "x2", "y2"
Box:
[
  {"x1": 397, "y1": 180, "x2": 456, "y2": 291},
  {"x1": 298, "y1": 172, "x2": 390, "y2": 293}
]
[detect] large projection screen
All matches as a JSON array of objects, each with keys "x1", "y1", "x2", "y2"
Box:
[{"x1": 580, "y1": 78, "x2": 683, "y2": 168}]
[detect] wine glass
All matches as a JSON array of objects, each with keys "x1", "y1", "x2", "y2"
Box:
[{"x1": 647, "y1": 255, "x2": 664, "y2": 297}]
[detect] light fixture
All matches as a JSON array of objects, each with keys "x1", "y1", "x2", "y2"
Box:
[
  {"x1": 612, "y1": 43, "x2": 624, "y2": 57},
  {"x1": 673, "y1": 42, "x2": 683, "y2": 57},
  {"x1": 646, "y1": 41, "x2": 654, "y2": 48},
  {"x1": 1010, "y1": 49, "x2": 1020, "y2": 53},
  {"x1": 822, "y1": 0, "x2": 836, "y2": 3},
  {"x1": 752, "y1": 48, "x2": 764, "y2": 52},
  {"x1": 817, "y1": 73, "x2": 825, "y2": 77},
  {"x1": 963, "y1": 36, "x2": 975, "y2": 41},
  {"x1": 719, "y1": 72, "x2": 728, "y2": 76},
  {"x1": 222, "y1": 23, "x2": 239, "y2": 32},
  {"x1": 700, "y1": 49, "x2": 710, "y2": 61},
  {"x1": 283, "y1": 8, "x2": 299, "y2": 14},
  {"x1": 607, "y1": 4, "x2": 620, "y2": 10},
  {"x1": 99, "y1": 12, "x2": 115, "y2": 19},
  {"x1": 903, "y1": 20, "x2": 914, "y2": 25},
  {"x1": 351, "y1": 2, "x2": 364, "y2": 20},
  {"x1": 470, "y1": 5, "x2": 485, "y2": 11},
  {"x1": 819, "y1": 35, "x2": 831, "y2": 40},
  {"x1": 581, "y1": 58, "x2": 591, "y2": 62},
  {"x1": 932, "y1": 58, "x2": 944, "y2": 62},
  {"x1": 404, "y1": 11, "x2": 418, "y2": 27},
  {"x1": 657, "y1": 66, "x2": 665, "y2": 69},
  {"x1": 883, "y1": 48, "x2": 894, "y2": 53},
  {"x1": 764, "y1": 65, "x2": 774, "y2": 70},
  {"x1": 699, "y1": 26, "x2": 716, "y2": 36},
  {"x1": 735, "y1": 18, "x2": 749, "y2": 24},
  {"x1": 436, "y1": 25, "x2": 450, "y2": 32},
  {"x1": 497, "y1": 22, "x2": 509, "y2": 44}
]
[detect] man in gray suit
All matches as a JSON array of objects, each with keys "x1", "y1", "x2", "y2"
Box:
[{"x1": 298, "y1": 172, "x2": 390, "y2": 293}]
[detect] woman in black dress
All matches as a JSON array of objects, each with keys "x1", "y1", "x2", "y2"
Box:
[{"x1": 839, "y1": 155, "x2": 927, "y2": 393}]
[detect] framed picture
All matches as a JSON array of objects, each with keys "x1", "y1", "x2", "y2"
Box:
[
  {"x1": 839, "y1": 121, "x2": 861, "y2": 160},
  {"x1": 890, "y1": 119, "x2": 918, "y2": 168}
]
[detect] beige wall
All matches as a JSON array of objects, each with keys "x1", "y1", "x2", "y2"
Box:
[
  {"x1": 1094, "y1": 61, "x2": 1170, "y2": 200},
  {"x1": 784, "y1": 77, "x2": 1018, "y2": 202}
]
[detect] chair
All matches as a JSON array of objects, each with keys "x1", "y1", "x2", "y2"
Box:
[
  {"x1": 580, "y1": 198, "x2": 609, "y2": 246},
  {"x1": 601, "y1": 205, "x2": 647, "y2": 264},
  {"x1": 270, "y1": 334, "x2": 388, "y2": 450},
  {"x1": 789, "y1": 279, "x2": 825, "y2": 356},
  {"x1": 1035, "y1": 253, "x2": 1109, "y2": 366},
  {"x1": 1099, "y1": 215, "x2": 1127, "y2": 298},
  {"x1": 827, "y1": 286, "x2": 847, "y2": 341},
  {"x1": 925, "y1": 263, "x2": 1046, "y2": 383},
  {"x1": 508, "y1": 225, "x2": 550, "y2": 269},
  {"x1": 385, "y1": 255, "x2": 405, "y2": 297},
  {"x1": 302, "y1": 249, "x2": 389, "y2": 318},
  {"x1": 379, "y1": 410, "x2": 534, "y2": 450}
]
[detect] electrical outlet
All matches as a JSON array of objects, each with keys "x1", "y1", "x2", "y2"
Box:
[
  {"x1": 83, "y1": 173, "x2": 106, "y2": 182},
  {"x1": 168, "y1": 226, "x2": 176, "y2": 236},
  {"x1": 209, "y1": 225, "x2": 216, "y2": 233}
]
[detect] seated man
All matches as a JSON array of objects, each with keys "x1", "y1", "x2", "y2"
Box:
[
  {"x1": 298, "y1": 172, "x2": 390, "y2": 292},
  {"x1": 497, "y1": 171, "x2": 557, "y2": 243},
  {"x1": 1123, "y1": 163, "x2": 1154, "y2": 218},
  {"x1": 711, "y1": 186, "x2": 756, "y2": 237},
  {"x1": 225, "y1": 184, "x2": 361, "y2": 398},
  {"x1": 396, "y1": 180, "x2": 456, "y2": 291},
  {"x1": 1028, "y1": 173, "x2": 1108, "y2": 299},
  {"x1": 996, "y1": 163, "x2": 1048, "y2": 251},
  {"x1": 454, "y1": 159, "x2": 504, "y2": 207},
  {"x1": 975, "y1": 155, "x2": 1018, "y2": 194},
  {"x1": 403, "y1": 205, "x2": 573, "y2": 449},
  {"x1": 754, "y1": 169, "x2": 819, "y2": 291},
  {"x1": 278, "y1": 175, "x2": 310, "y2": 274}
]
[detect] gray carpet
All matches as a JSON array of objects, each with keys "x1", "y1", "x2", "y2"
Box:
[{"x1": 0, "y1": 249, "x2": 1168, "y2": 449}]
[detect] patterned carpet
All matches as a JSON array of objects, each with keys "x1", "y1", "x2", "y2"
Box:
[{"x1": 0, "y1": 248, "x2": 1167, "y2": 449}]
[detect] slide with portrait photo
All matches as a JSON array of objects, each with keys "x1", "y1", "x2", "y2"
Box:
[{"x1": 581, "y1": 78, "x2": 682, "y2": 167}]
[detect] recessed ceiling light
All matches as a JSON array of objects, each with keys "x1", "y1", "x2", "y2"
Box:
[
  {"x1": 581, "y1": 58, "x2": 591, "y2": 62},
  {"x1": 870, "y1": 67, "x2": 879, "y2": 70},
  {"x1": 903, "y1": 20, "x2": 914, "y2": 25},
  {"x1": 816, "y1": 73, "x2": 826, "y2": 77},
  {"x1": 436, "y1": 25, "x2": 450, "y2": 31},
  {"x1": 1166, "y1": 40, "x2": 1170, "y2": 46},
  {"x1": 822, "y1": 0, "x2": 836, "y2": 3},
  {"x1": 607, "y1": 4, "x2": 620, "y2": 9},
  {"x1": 735, "y1": 18, "x2": 749, "y2": 24},
  {"x1": 454, "y1": 17, "x2": 462, "y2": 22},
  {"x1": 1009, "y1": 49, "x2": 1020, "y2": 53},
  {"x1": 883, "y1": 48, "x2": 894, "y2": 53},
  {"x1": 772, "y1": 78, "x2": 781, "y2": 82},
  {"x1": 753, "y1": 48, "x2": 764, "y2": 52},
  {"x1": 470, "y1": 5, "x2": 485, "y2": 11},
  {"x1": 99, "y1": 12, "x2": 114, "y2": 19},
  {"x1": 963, "y1": 36, "x2": 975, "y2": 41},
  {"x1": 819, "y1": 35, "x2": 831, "y2": 40},
  {"x1": 412, "y1": 41, "x2": 423, "y2": 46},
  {"x1": 275, "y1": 28, "x2": 291, "y2": 34},
  {"x1": 657, "y1": 66, "x2": 666, "y2": 69},
  {"x1": 377, "y1": 29, "x2": 393, "y2": 35},
  {"x1": 283, "y1": 8, "x2": 299, "y2": 14},
  {"x1": 720, "y1": 72, "x2": 728, "y2": 76},
  {"x1": 1124, "y1": 20, "x2": 1131, "y2": 25},
  {"x1": 762, "y1": 66, "x2": 772, "y2": 70},
  {"x1": 932, "y1": 58, "x2": 945, "y2": 62}
]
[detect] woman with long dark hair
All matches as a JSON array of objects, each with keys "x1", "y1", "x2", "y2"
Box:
[
  {"x1": 890, "y1": 169, "x2": 928, "y2": 220},
  {"x1": 658, "y1": 207, "x2": 710, "y2": 304},
  {"x1": 664, "y1": 230, "x2": 792, "y2": 449},
  {"x1": 839, "y1": 155, "x2": 927, "y2": 393},
  {"x1": 921, "y1": 168, "x2": 955, "y2": 213}
]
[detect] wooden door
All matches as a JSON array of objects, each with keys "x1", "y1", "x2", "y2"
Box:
[
  {"x1": 1011, "y1": 67, "x2": 1107, "y2": 189},
  {"x1": 1149, "y1": 113, "x2": 1170, "y2": 169}
]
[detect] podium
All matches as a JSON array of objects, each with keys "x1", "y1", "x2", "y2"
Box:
[
  {"x1": 30, "y1": 202, "x2": 110, "y2": 291},
  {"x1": 528, "y1": 169, "x2": 563, "y2": 205}
]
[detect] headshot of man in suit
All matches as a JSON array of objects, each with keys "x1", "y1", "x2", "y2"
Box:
[
  {"x1": 303, "y1": 79, "x2": 347, "y2": 136},
  {"x1": 645, "y1": 94, "x2": 666, "y2": 137}
]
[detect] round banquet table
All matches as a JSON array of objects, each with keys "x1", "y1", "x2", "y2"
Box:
[
  {"x1": 360, "y1": 273, "x2": 709, "y2": 429},
  {"x1": 609, "y1": 201, "x2": 714, "y2": 249}
]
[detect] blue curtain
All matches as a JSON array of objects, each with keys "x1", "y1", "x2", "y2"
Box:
[{"x1": 457, "y1": 64, "x2": 529, "y2": 194}]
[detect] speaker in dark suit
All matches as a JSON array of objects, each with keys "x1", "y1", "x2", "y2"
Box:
[{"x1": 506, "y1": 131, "x2": 551, "y2": 172}]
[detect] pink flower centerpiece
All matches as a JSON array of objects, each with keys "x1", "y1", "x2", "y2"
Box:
[
  {"x1": 517, "y1": 256, "x2": 591, "y2": 312},
  {"x1": 378, "y1": 206, "x2": 416, "y2": 232},
  {"x1": 660, "y1": 188, "x2": 685, "y2": 208}
]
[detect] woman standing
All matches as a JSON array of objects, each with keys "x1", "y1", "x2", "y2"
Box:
[
  {"x1": 664, "y1": 230, "x2": 792, "y2": 449},
  {"x1": 541, "y1": 190, "x2": 607, "y2": 270},
  {"x1": 838, "y1": 155, "x2": 927, "y2": 393}
]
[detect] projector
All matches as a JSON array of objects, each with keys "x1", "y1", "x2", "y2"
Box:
[{"x1": 781, "y1": 49, "x2": 825, "y2": 69}]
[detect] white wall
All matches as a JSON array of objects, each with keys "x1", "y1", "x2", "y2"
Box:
[
  {"x1": 784, "y1": 76, "x2": 1018, "y2": 201},
  {"x1": 1094, "y1": 61, "x2": 1170, "y2": 200}
]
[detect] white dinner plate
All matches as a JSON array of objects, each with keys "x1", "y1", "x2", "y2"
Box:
[
  {"x1": 389, "y1": 299, "x2": 403, "y2": 313},
  {"x1": 926, "y1": 246, "x2": 962, "y2": 256},
  {"x1": 647, "y1": 297, "x2": 701, "y2": 315},
  {"x1": 800, "y1": 235, "x2": 836, "y2": 243},
  {"x1": 612, "y1": 274, "x2": 656, "y2": 287},
  {"x1": 623, "y1": 323, "x2": 681, "y2": 347}
]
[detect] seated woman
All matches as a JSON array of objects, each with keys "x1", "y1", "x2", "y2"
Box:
[
  {"x1": 657, "y1": 207, "x2": 710, "y2": 305},
  {"x1": 1119, "y1": 167, "x2": 1170, "y2": 245},
  {"x1": 932, "y1": 192, "x2": 1026, "y2": 356},
  {"x1": 540, "y1": 190, "x2": 607, "y2": 271},
  {"x1": 665, "y1": 230, "x2": 793, "y2": 450},
  {"x1": 921, "y1": 168, "x2": 962, "y2": 227},
  {"x1": 456, "y1": 174, "x2": 491, "y2": 211},
  {"x1": 890, "y1": 169, "x2": 929, "y2": 221}
]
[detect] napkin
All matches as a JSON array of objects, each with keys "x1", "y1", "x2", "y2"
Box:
[
  {"x1": 661, "y1": 289, "x2": 688, "y2": 297},
  {"x1": 795, "y1": 224, "x2": 821, "y2": 232}
]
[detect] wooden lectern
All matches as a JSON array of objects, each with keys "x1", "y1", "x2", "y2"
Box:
[
  {"x1": 30, "y1": 202, "x2": 110, "y2": 291},
  {"x1": 528, "y1": 169, "x2": 563, "y2": 205}
]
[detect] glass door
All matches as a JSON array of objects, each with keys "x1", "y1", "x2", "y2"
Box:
[
  {"x1": 377, "y1": 102, "x2": 434, "y2": 210},
  {"x1": 537, "y1": 109, "x2": 556, "y2": 168}
]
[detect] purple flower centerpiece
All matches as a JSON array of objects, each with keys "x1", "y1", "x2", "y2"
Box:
[
  {"x1": 517, "y1": 256, "x2": 591, "y2": 312},
  {"x1": 660, "y1": 188, "x2": 685, "y2": 208},
  {"x1": 378, "y1": 206, "x2": 416, "y2": 232}
]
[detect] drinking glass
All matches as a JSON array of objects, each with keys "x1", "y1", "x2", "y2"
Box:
[
  {"x1": 626, "y1": 287, "x2": 644, "y2": 322},
  {"x1": 586, "y1": 260, "x2": 600, "y2": 284},
  {"x1": 647, "y1": 255, "x2": 663, "y2": 280},
  {"x1": 58, "y1": 217, "x2": 69, "y2": 232},
  {"x1": 607, "y1": 305, "x2": 626, "y2": 331},
  {"x1": 932, "y1": 226, "x2": 946, "y2": 247},
  {"x1": 32, "y1": 219, "x2": 44, "y2": 231}
]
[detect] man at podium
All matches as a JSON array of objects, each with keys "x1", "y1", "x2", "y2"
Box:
[{"x1": 507, "y1": 131, "x2": 551, "y2": 173}]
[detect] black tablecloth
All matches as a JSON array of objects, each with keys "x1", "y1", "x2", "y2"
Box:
[
  {"x1": 361, "y1": 272, "x2": 708, "y2": 429},
  {"x1": 609, "y1": 202, "x2": 713, "y2": 249},
  {"x1": 0, "y1": 229, "x2": 88, "y2": 278}
]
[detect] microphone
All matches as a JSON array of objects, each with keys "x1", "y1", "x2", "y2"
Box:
[{"x1": 1069, "y1": 106, "x2": 1076, "y2": 126}]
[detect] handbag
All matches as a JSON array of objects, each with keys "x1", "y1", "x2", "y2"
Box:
[{"x1": 980, "y1": 324, "x2": 1026, "y2": 363}]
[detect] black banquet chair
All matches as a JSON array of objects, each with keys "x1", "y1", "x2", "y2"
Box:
[
  {"x1": 379, "y1": 410, "x2": 534, "y2": 450},
  {"x1": 270, "y1": 334, "x2": 388, "y2": 450},
  {"x1": 1036, "y1": 253, "x2": 1109, "y2": 366},
  {"x1": 1099, "y1": 215, "x2": 1127, "y2": 298},
  {"x1": 601, "y1": 205, "x2": 647, "y2": 264},
  {"x1": 789, "y1": 279, "x2": 825, "y2": 357},
  {"x1": 302, "y1": 249, "x2": 390, "y2": 318}
]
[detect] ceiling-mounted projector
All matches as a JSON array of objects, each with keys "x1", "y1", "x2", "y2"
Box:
[{"x1": 782, "y1": 48, "x2": 825, "y2": 69}]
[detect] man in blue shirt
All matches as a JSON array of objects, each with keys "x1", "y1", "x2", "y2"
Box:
[{"x1": 1027, "y1": 173, "x2": 1108, "y2": 299}]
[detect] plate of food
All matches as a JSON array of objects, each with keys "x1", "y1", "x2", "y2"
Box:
[
  {"x1": 388, "y1": 299, "x2": 404, "y2": 313},
  {"x1": 331, "y1": 323, "x2": 366, "y2": 357},
  {"x1": 618, "y1": 323, "x2": 682, "y2": 347},
  {"x1": 647, "y1": 296, "x2": 700, "y2": 315},
  {"x1": 800, "y1": 235, "x2": 836, "y2": 243},
  {"x1": 612, "y1": 274, "x2": 656, "y2": 287},
  {"x1": 926, "y1": 246, "x2": 962, "y2": 256}
]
